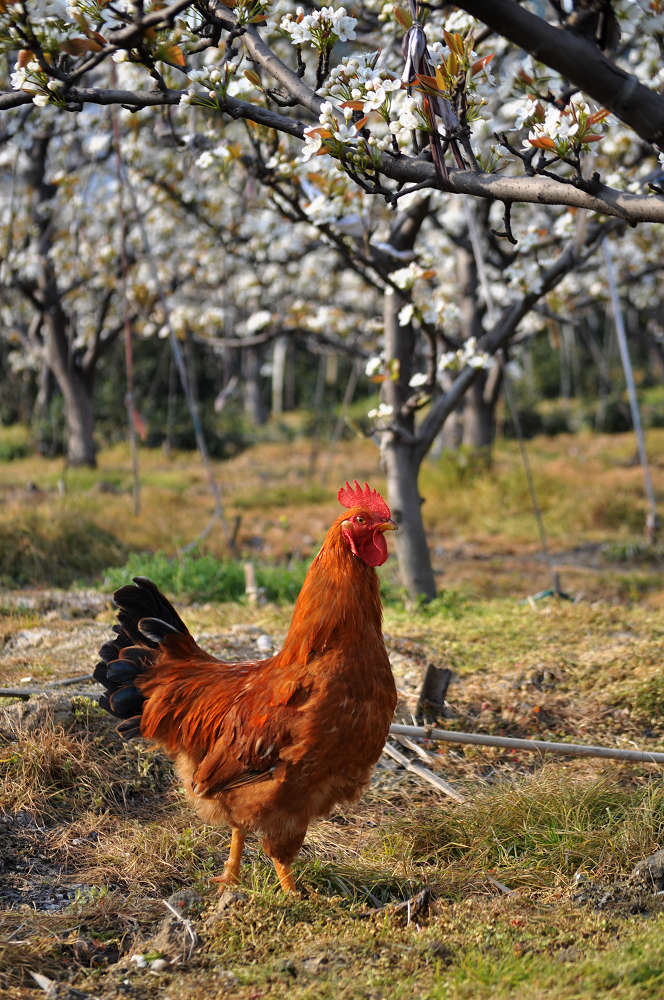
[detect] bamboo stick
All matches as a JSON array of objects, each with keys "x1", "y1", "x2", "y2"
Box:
[
  {"x1": 395, "y1": 733, "x2": 438, "y2": 765},
  {"x1": 0, "y1": 689, "x2": 94, "y2": 700},
  {"x1": 389, "y1": 723, "x2": 664, "y2": 764},
  {"x1": 382, "y1": 742, "x2": 467, "y2": 803}
]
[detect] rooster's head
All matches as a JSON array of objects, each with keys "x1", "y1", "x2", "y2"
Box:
[{"x1": 337, "y1": 480, "x2": 397, "y2": 567}]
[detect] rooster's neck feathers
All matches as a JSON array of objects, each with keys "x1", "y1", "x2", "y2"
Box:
[{"x1": 279, "y1": 516, "x2": 382, "y2": 665}]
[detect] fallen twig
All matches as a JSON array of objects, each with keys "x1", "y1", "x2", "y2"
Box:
[
  {"x1": 162, "y1": 898, "x2": 198, "y2": 961},
  {"x1": 389, "y1": 723, "x2": 664, "y2": 764},
  {"x1": 395, "y1": 733, "x2": 437, "y2": 765},
  {"x1": 48, "y1": 674, "x2": 94, "y2": 687},
  {"x1": 382, "y1": 741, "x2": 466, "y2": 803},
  {"x1": 486, "y1": 875, "x2": 513, "y2": 895},
  {"x1": 386, "y1": 887, "x2": 432, "y2": 924},
  {"x1": 30, "y1": 969, "x2": 99, "y2": 998}
]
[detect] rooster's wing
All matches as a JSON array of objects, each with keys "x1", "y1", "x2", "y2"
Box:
[{"x1": 140, "y1": 631, "x2": 313, "y2": 798}]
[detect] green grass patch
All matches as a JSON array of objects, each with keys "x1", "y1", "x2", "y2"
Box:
[
  {"x1": 398, "y1": 770, "x2": 664, "y2": 890},
  {"x1": 103, "y1": 550, "x2": 311, "y2": 604},
  {"x1": 430, "y1": 914, "x2": 664, "y2": 1000},
  {"x1": 103, "y1": 550, "x2": 408, "y2": 606},
  {"x1": 0, "y1": 424, "x2": 30, "y2": 462},
  {"x1": 603, "y1": 539, "x2": 664, "y2": 564}
]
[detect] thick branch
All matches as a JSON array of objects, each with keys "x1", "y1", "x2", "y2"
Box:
[
  {"x1": 240, "y1": 25, "x2": 323, "y2": 118},
  {"x1": 3, "y1": 88, "x2": 664, "y2": 222},
  {"x1": 454, "y1": 0, "x2": 664, "y2": 147},
  {"x1": 375, "y1": 155, "x2": 664, "y2": 224}
]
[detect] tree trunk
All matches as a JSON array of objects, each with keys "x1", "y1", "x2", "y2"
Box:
[
  {"x1": 33, "y1": 359, "x2": 56, "y2": 456},
  {"x1": 43, "y1": 309, "x2": 97, "y2": 466},
  {"x1": 61, "y1": 371, "x2": 97, "y2": 466},
  {"x1": 28, "y1": 129, "x2": 98, "y2": 466},
  {"x1": 271, "y1": 335, "x2": 288, "y2": 416},
  {"x1": 243, "y1": 347, "x2": 267, "y2": 425},
  {"x1": 380, "y1": 288, "x2": 437, "y2": 602},
  {"x1": 462, "y1": 372, "x2": 499, "y2": 449},
  {"x1": 455, "y1": 245, "x2": 500, "y2": 450},
  {"x1": 382, "y1": 435, "x2": 437, "y2": 601}
]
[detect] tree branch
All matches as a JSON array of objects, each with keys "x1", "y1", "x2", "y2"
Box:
[
  {"x1": 413, "y1": 220, "x2": 613, "y2": 463},
  {"x1": 3, "y1": 89, "x2": 664, "y2": 223},
  {"x1": 374, "y1": 154, "x2": 664, "y2": 224},
  {"x1": 454, "y1": 0, "x2": 664, "y2": 147},
  {"x1": 240, "y1": 24, "x2": 323, "y2": 118}
]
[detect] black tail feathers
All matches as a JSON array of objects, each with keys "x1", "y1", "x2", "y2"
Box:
[{"x1": 95, "y1": 577, "x2": 189, "y2": 736}]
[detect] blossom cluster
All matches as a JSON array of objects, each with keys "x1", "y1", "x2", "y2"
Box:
[
  {"x1": 522, "y1": 97, "x2": 610, "y2": 157},
  {"x1": 65, "y1": 0, "x2": 120, "y2": 26},
  {"x1": 438, "y1": 337, "x2": 492, "y2": 374},
  {"x1": 10, "y1": 59, "x2": 61, "y2": 107},
  {"x1": 196, "y1": 143, "x2": 234, "y2": 170},
  {"x1": 321, "y1": 53, "x2": 430, "y2": 153},
  {"x1": 180, "y1": 59, "x2": 244, "y2": 106},
  {"x1": 367, "y1": 402, "x2": 393, "y2": 421},
  {"x1": 324, "y1": 52, "x2": 400, "y2": 106},
  {"x1": 280, "y1": 6, "x2": 357, "y2": 51},
  {"x1": 525, "y1": 101, "x2": 581, "y2": 149}
]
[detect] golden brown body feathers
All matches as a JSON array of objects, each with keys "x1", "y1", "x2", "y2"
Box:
[{"x1": 99, "y1": 505, "x2": 397, "y2": 886}]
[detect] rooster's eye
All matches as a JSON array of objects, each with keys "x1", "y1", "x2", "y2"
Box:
[{"x1": 354, "y1": 515, "x2": 366, "y2": 525}]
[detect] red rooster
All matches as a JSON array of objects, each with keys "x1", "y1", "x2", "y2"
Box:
[{"x1": 95, "y1": 481, "x2": 397, "y2": 892}]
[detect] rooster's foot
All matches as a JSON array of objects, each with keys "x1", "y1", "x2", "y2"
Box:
[
  {"x1": 274, "y1": 859, "x2": 298, "y2": 894},
  {"x1": 211, "y1": 870, "x2": 240, "y2": 891}
]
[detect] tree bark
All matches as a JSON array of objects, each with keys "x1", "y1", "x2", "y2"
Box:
[
  {"x1": 454, "y1": 244, "x2": 500, "y2": 450},
  {"x1": 61, "y1": 370, "x2": 97, "y2": 466},
  {"x1": 382, "y1": 435, "x2": 438, "y2": 602},
  {"x1": 271, "y1": 335, "x2": 288, "y2": 416},
  {"x1": 380, "y1": 287, "x2": 437, "y2": 602},
  {"x1": 462, "y1": 376, "x2": 497, "y2": 449},
  {"x1": 243, "y1": 346, "x2": 267, "y2": 425},
  {"x1": 26, "y1": 129, "x2": 99, "y2": 466},
  {"x1": 42, "y1": 303, "x2": 97, "y2": 466},
  {"x1": 33, "y1": 359, "x2": 56, "y2": 456}
]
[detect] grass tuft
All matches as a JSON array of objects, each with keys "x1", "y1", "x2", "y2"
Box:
[
  {"x1": 0, "y1": 509, "x2": 125, "y2": 587},
  {"x1": 395, "y1": 768, "x2": 664, "y2": 892},
  {"x1": 0, "y1": 424, "x2": 30, "y2": 462},
  {"x1": 0, "y1": 699, "x2": 172, "y2": 824},
  {"x1": 103, "y1": 550, "x2": 310, "y2": 604}
]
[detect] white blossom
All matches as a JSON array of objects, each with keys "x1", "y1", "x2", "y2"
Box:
[
  {"x1": 367, "y1": 403, "x2": 393, "y2": 420},
  {"x1": 398, "y1": 302, "x2": 414, "y2": 326},
  {"x1": 365, "y1": 355, "x2": 383, "y2": 377},
  {"x1": 280, "y1": 6, "x2": 357, "y2": 49},
  {"x1": 245, "y1": 310, "x2": 272, "y2": 333}
]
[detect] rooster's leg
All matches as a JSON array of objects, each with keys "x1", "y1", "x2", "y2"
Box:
[
  {"x1": 262, "y1": 831, "x2": 303, "y2": 893},
  {"x1": 273, "y1": 859, "x2": 297, "y2": 894},
  {"x1": 212, "y1": 827, "x2": 246, "y2": 889}
]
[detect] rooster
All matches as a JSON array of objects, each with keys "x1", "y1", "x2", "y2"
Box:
[{"x1": 94, "y1": 481, "x2": 397, "y2": 893}]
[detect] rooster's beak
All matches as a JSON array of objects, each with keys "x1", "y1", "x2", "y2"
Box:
[{"x1": 378, "y1": 519, "x2": 398, "y2": 532}]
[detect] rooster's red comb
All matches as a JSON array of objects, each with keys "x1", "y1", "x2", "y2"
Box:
[{"x1": 337, "y1": 480, "x2": 391, "y2": 520}]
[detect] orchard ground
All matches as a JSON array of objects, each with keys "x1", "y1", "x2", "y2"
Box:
[{"x1": 3, "y1": 427, "x2": 664, "y2": 998}]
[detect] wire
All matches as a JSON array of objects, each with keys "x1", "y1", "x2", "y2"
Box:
[{"x1": 603, "y1": 237, "x2": 658, "y2": 542}]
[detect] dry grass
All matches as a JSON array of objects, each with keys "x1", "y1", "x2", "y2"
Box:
[
  {"x1": 2, "y1": 428, "x2": 664, "y2": 997},
  {"x1": 1, "y1": 428, "x2": 664, "y2": 598}
]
